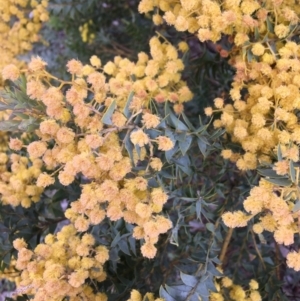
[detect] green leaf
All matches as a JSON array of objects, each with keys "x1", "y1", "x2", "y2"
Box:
[
  {"x1": 3, "y1": 252, "x2": 11, "y2": 266},
  {"x1": 207, "y1": 261, "x2": 222, "y2": 276},
  {"x1": 179, "y1": 135, "x2": 193, "y2": 156},
  {"x1": 181, "y1": 112, "x2": 195, "y2": 131},
  {"x1": 146, "y1": 128, "x2": 160, "y2": 139},
  {"x1": 159, "y1": 286, "x2": 177, "y2": 301},
  {"x1": 15, "y1": 90, "x2": 29, "y2": 104},
  {"x1": 18, "y1": 117, "x2": 38, "y2": 131},
  {"x1": 118, "y1": 239, "x2": 130, "y2": 256},
  {"x1": 135, "y1": 144, "x2": 141, "y2": 159},
  {"x1": 165, "y1": 285, "x2": 190, "y2": 299},
  {"x1": 257, "y1": 168, "x2": 283, "y2": 178},
  {"x1": 265, "y1": 177, "x2": 292, "y2": 187},
  {"x1": 254, "y1": 27, "x2": 260, "y2": 40},
  {"x1": 101, "y1": 100, "x2": 116, "y2": 125},
  {"x1": 111, "y1": 231, "x2": 121, "y2": 248},
  {"x1": 128, "y1": 236, "x2": 136, "y2": 256},
  {"x1": 159, "y1": 170, "x2": 176, "y2": 179},
  {"x1": 174, "y1": 155, "x2": 192, "y2": 176},
  {"x1": 0, "y1": 103, "x2": 13, "y2": 111},
  {"x1": 170, "y1": 225, "x2": 179, "y2": 246},
  {"x1": 19, "y1": 74, "x2": 27, "y2": 92},
  {"x1": 210, "y1": 128, "x2": 226, "y2": 140},
  {"x1": 180, "y1": 272, "x2": 198, "y2": 287},
  {"x1": 165, "y1": 102, "x2": 188, "y2": 131},
  {"x1": 266, "y1": 16, "x2": 274, "y2": 33},
  {"x1": 180, "y1": 197, "x2": 198, "y2": 202},
  {"x1": 195, "y1": 124, "x2": 208, "y2": 135},
  {"x1": 196, "y1": 200, "x2": 202, "y2": 222},
  {"x1": 0, "y1": 120, "x2": 21, "y2": 131},
  {"x1": 0, "y1": 90, "x2": 16, "y2": 104},
  {"x1": 206, "y1": 223, "x2": 214, "y2": 233},
  {"x1": 197, "y1": 137, "x2": 207, "y2": 157},
  {"x1": 196, "y1": 282, "x2": 210, "y2": 299},
  {"x1": 277, "y1": 145, "x2": 282, "y2": 161},
  {"x1": 165, "y1": 144, "x2": 178, "y2": 163},
  {"x1": 289, "y1": 160, "x2": 296, "y2": 183},
  {"x1": 123, "y1": 91, "x2": 134, "y2": 118},
  {"x1": 247, "y1": 49, "x2": 254, "y2": 62},
  {"x1": 292, "y1": 200, "x2": 300, "y2": 213},
  {"x1": 176, "y1": 131, "x2": 187, "y2": 142},
  {"x1": 52, "y1": 190, "x2": 67, "y2": 202},
  {"x1": 124, "y1": 132, "x2": 135, "y2": 165}
]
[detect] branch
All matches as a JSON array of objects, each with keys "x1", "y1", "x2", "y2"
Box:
[{"x1": 218, "y1": 227, "x2": 233, "y2": 267}]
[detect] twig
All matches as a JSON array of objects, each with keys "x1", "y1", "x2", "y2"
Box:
[
  {"x1": 274, "y1": 239, "x2": 281, "y2": 280},
  {"x1": 218, "y1": 227, "x2": 233, "y2": 267},
  {"x1": 251, "y1": 230, "x2": 266, "y2": 270}
]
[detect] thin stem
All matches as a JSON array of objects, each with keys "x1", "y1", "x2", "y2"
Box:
[
  {"x1": 219, "y1": 227, "x2": 233, "y2": 267},
  {"x1": 251, "y1": 230, "x2": 266, "y2": 270}
]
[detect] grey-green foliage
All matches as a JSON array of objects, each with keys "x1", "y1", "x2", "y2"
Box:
[
  {"x1": 0, "y1": 76, "x2": 45, "y2": 132},
  {"x1": 160, "y1": 262, "x2": 220, "y2": 301},
  {"x1": 110, "y1": 99, "x2": 232, "y2": 300}
]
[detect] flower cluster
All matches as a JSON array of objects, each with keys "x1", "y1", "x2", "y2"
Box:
[
  {"x1": 140, "y1": 0, "x2": 300, "y2": 272},
  {"x1": 0, "y1": 258, "x2": 20, "y2": 285},
  {"x1": 126, "y1": 289, "x2": 164, "y2": 301},
  {"x1": 98, "y1": 35, "x2": 193, "y2": 111},
  {"x1": 13, "y1": 225, "x2": 108, "y2": 301},
  {"x1": 211, "y1": 277, "x2": 261, "y2": 301},
  {"x1": 223, "y1": 155, "x2": 299, "y2": 261},
  {"x1": 0, "y1": 0, "x2": 49, "y2": 211},
  {"x1": 193, "y1": 1, "x2": 300, "y2": 271},
  {"x1": 213, "y1": 40, "x2": 300, "y2": 170},
  {"x1": 224, "y1": 177, "x2": 296, "y2": 240},
  {"x1": 0, "y1": 0, "x2": 49, "y2": 85},
  {"x1": 139, "y1": 0, "x2": 299, "y2": 44},
  {"x1": 79, "y1": 20, "x2": 95, "y2": 44},
  {"x1": 3, "y1": 36, "x2": 188, "y2": 259},
  {"x1": 194, "y1": 0, "x2": 300, "y2": 169},
  {"x1": 0, "y1": 153, "x2": 44, "y2": 208},
  {"x1": 287, "y1": 250, "x2": 300, "y2": 271},
  {"x1": 139, "y1": 0, "x2": 299, "y2": 169},
  {"x1": 65, "y1": 181, "x2": 172, "y2": 259}
]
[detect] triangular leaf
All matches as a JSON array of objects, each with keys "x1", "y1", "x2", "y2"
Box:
[
  {"x1": 111, "y1": 231, "x2": 121, "y2": 248},
  {"x1": 257, "y1": 168, "x2": 285, "y2": 178},
  {"x1": 197, "y1": 137, "x2": 207, "y2": 157},
  {"x1": 206, "y1": 223, "x2": 214, "y2": 233},
  {"x1": 181, "y1": 112, "x2": 195, "y2": 130},
  {"x1": 124, "y1": 132, "x2": 135, "y2": 165},
  {"x1": 206, "y1": 261, "x2": 222, "y2": 277},
  {"x1": 165, "y1": 285, "x2": 189, "y2": 299},
  {"x1": 277, "y1": 144, "x2": 282, "y2": 161},
  {"x1": 0, "y1": 120, "x2": 21, "y2": 131},
  {"x1": 292, "y1": 200, "x2": 300, "y2": 213},
  {"x1": 165, "y1": 102, "x2": 188, "y2": 131},
  {"x1": 289, "y1": 160, "x2": 296, "y2": 183},
  {"x1": 180, "y1": 271, "x2": 198, "y2": 287},
  {"x1": 123, "y1": 91, "x2": 134, "y2": 118},
  {"x1": 179, "y1": 134, "x2": 193, "y2": 156},
  {"x1": 101, "y1": 100, "x2": 116, "y2": 125},
  {"x1": 196, "y1": 282, "x2": 209, "y2": 298},
  {"x1": 159, "y1": 286, "x2": 177, "y2": 301},
  {"x1": 265, "y1": 177, "x2": 292, "y2": 187},
  {"x1": 165, "y1": 144, "x2": 178, "y2": 163}
]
